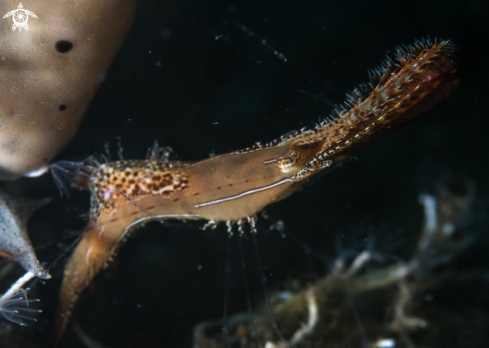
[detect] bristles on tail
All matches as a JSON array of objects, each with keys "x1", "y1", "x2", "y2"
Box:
[{"x1": 333, "y1": 37, "x2": 456, "y2": 120}]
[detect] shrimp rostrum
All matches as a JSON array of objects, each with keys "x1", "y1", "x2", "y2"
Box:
[{"x1": 51, "y1": 38, "x2": 460, "y2": 345}]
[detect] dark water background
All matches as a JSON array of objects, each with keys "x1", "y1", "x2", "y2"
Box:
[{"x1": 3, "y1": 0, "x2": 489, "y2": 347}]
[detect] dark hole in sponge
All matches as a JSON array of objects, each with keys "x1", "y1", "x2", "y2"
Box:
[
  {"x1": 58, "y1": 105, "x2": 67, "y2": 111},
  {"x1": 55, "y1": 40, "x2": 73, "y2": 53}
]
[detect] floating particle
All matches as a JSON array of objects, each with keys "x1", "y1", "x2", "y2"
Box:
[{"x1": 159, "y1": 28, "x2": 172, "y2": 40}]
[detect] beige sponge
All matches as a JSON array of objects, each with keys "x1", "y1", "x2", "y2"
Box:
[{"x1": 0, "y1": 0, "x2": 136, "y2": 179}]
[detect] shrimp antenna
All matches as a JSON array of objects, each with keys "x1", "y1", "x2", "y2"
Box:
[
  {"x1": 42, "y1": 232, "x2": 86, "y2": 274},
  {"x1": 249, "y1": 222, "x2": 290, "y2": 347},
  {"x1": 223, "y1": 20, "x2": 336, "y2": 108},
  {"x1": 221, "y1": 231, "x2": 232, "y2": 348},
  {"x1": 259, "y1": 213, "x2": 329, "y2": 263},
  {"x1": 194, "y1": 19, "x2": 335, "y2": 109},
  {"x1": 237, "y1": 230, "x2": 263, "y2": 348},
  {"x1": 341, "y1": 276, "x2": 369, "y2": 348}
]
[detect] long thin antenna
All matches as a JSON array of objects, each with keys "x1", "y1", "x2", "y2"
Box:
[
  {"x1": 342, "y1": 276, "x2": 369, "y2": 348},
  {"x1": 114, "y1": 189, "x2": 155, "y2": 221},
  {"x1": 249, "y1": 218, "x2": 290, "y2": 348},
  {"x1": 223, "y1": 20, "x2": 336, "y2": 108},
  {"x1": 260, "y1": 214, "x2": 328, "y2": 264},
  {"x1": 43, "y1": 232, "x2": 85, "y2": 274},
  {"x1": 196, "y1": 20, "x2": 335, "y2": 109},
  {"x1": 20, "y1": 231, "x2": 86, "y2": 293},
  {"x1": 237, "y1": 230, "x2": 263, "y2": 348},
  {"x1": 221, "y1": 226, "x2": 232, "y2": 348}
]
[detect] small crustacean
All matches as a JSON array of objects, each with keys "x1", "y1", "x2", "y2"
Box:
[{"x1": 51, "y1": 38, "x2": 460, "y2": 345}]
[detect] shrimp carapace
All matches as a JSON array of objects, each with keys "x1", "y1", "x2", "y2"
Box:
[{"x1": 51, "y1": 38, "x2": 460, "y2": 345}]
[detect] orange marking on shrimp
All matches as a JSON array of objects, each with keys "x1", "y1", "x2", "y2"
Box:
[{"x1": 51, "y1": 38, "x2": 460, "y2": 345}]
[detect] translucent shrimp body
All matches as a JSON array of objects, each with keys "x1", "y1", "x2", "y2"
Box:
[{"x1": 52, "y1": 38, "x2": 460, "y2": 345}]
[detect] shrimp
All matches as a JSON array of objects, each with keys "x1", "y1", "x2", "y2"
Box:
[{"x1": 51, "y1": 38, "x2": 460, "y2": 345}]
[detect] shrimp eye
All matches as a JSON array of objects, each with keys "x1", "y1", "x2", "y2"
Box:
[{"x1": 278, "y1": 156, "x2": 296, "y2": 173}]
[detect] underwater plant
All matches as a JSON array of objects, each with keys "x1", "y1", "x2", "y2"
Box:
[{"x1": 194, "y1": 179, "x2": 487, "y2": 347}]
